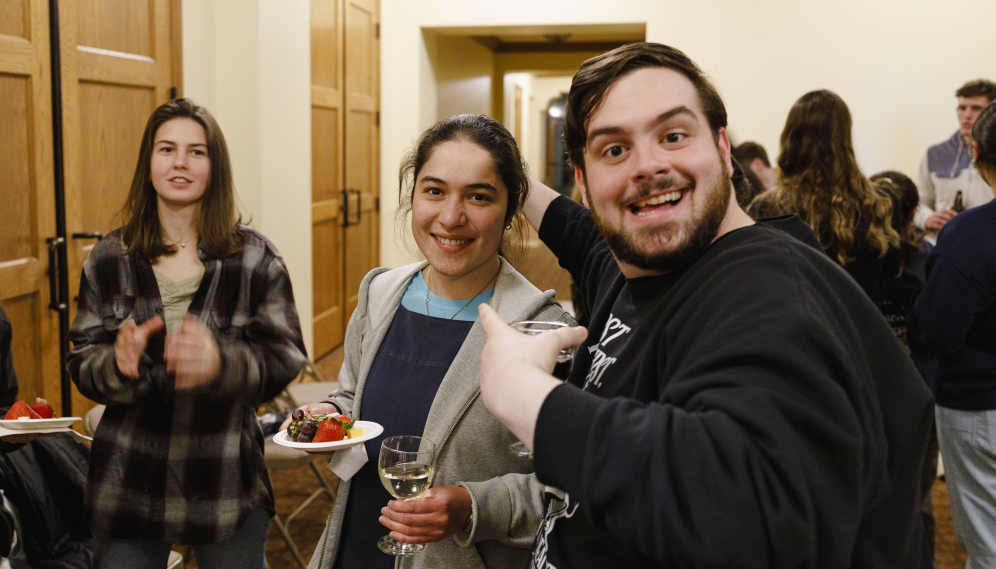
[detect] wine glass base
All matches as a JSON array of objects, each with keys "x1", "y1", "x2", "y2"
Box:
[
  {"x1": 509, "y1": 441, "x2": 533, "y2": 459},
  {"x1": 378, "y1": 535, "x2": 426, "y2": 556}
]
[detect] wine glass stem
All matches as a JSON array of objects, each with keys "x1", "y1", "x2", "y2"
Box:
[{"x1": 395, "y1": 554, "x2": 402, "y2": 569}]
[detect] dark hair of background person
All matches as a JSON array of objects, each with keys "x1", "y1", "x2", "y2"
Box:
[
  {"x1": 956, "y1": 79, "x2": 996, "y2": 102},
  {"x1": 396, "y1": 113, "x2": 529, "y2": 262},
  {"x1": 973, "y1": 102, "x2": 996, "y2": 175},
  {"x1": 731, "y1": 158, "x2": 761, "y2": 208},
  {"x1": 870, "y1": 170, "x2": 921, "y2": 276},
  {"x1": 564, "y1": 42, "x2": 728, "y2": 175},
  {"x1": 774, "y1": 89, "x2": 899, "y2": 265},
  {"x1": 120, "y1": 98, "x2": 243, "y2": 262},
  {"x1": 732, "y1": 141, "x2": 770, "y2": 168}
]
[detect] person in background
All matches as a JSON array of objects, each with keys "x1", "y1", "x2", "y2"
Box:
[
  {"x1": 476, "y1": 42, "x2": 932, "y2": 568},
  {"x1": 287, "y1": 114, "x2": 573, "y2": 569},
  {"x1": 747, "y1": 90, "x2": 900, "y2": 300},
  {"x1": 67, "y1": 98, "x2": 307, "y2": 569},
  {"x1": 870, "y1": 169, "x2": 938, "y2": 561},
  {"x1": 732, "y1": 141, "x2": 777, "y2": 190},
  {"x1": 916, "y1": 80, "x2": 996, "y2": 243},
  {"x1": 909, "y1": 101, "x2": 996, "y2": 568}
]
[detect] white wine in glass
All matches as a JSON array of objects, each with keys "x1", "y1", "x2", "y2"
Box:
[{"x1": 377, "y1": 435, "x2": 437, "y2": 561}]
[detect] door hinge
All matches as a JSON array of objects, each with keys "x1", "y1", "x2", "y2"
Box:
[
  {"x1": 170, "y1": 86, "x2": 177, "y2": 100},
  {"x1": 375, "y1": 111, "x2": 380, "y2": 127},
  {"x1": 376, "y1": 23, "x2": 380, "y2": 39},
  {"x1": 375, "y1": 196, "x2": 380, "y2": 212}
]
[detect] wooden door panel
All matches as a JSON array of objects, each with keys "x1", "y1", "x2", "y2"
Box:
[
  {"x1": 311, "y1": 0, "x2": 341, "y2": 92},
  {"x1": 78, "y1": 82, "x2": 154, "y2": 231},
  {"x1": 312, "y1": 106, "x2": 344, "y2": 355},
  {"x1": 312, "y1": 216, "x2": 343, "y2": 356},
  {"x1": 342, "y1": 0, "x2": 378, "y2": 325},
  {"x1": 0, "y1": 0, "x2": 25, "y2": 38},
  {"x1": 311, "y1": 0, "x2": 345, "y2": 359},
  {"x1": 0, "y1": 74, "x2": 34, "y2": 264},
  {"x1": 77, "y1": 0, "x2": 152, "y2": 56},
  {"x1": 0, "y1": 0, "x2": 59, "y2": 412},
  {"x1": 344, "y1": 0, "x2": 374, "y2": 97},
  {"x1": 60, "y1": 0, "x2": 176, "y2": 416}
]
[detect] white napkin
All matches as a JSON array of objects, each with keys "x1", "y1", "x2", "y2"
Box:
[{"x1": 326, "y1": 442, "x2": 368, "y2": 481}]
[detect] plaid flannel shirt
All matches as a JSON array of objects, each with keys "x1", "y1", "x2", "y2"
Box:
[{"x1": 68, "y1": 226, "x2": 307, "y2": 544}]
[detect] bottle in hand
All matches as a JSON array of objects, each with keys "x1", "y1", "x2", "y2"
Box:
[{"x1": 953, "y1": 190, "x2": 965, "y2": 213}]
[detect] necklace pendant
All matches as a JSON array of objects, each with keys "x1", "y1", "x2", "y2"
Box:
[{"x1": 180, "y1": 241, "x2": 186, "y2": 248}]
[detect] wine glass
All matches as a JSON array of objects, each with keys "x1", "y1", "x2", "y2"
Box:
[
  {"x1": 507, "y1": 320, "x2": 577, "y2": 458},
  {"x1": 377, "y1": 435, "x2": 437, "y2": 563}
]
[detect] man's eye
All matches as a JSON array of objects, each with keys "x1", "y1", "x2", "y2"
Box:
[
  {"x1": 665, "y1": 133, "x2": 685, "y2": 143},
  {"x1": 604, "y1": 145, "x2": 623, "y2": 158}
]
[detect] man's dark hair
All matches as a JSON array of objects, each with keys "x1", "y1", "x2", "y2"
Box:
[
  {"x1": 564, "y1": 42, "x2": 728, "y2": 174},
  {"x1": 956, "y1": 79, "x2": 996, "y2": 102},
  {"x1": 732, "y1": 142, "x2": 770, "y2": 168}
]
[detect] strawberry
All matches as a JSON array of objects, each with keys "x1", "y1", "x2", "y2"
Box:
[
  {"x1": 333, "y1": 414, "x2": 354, "y2": 431},
  {"x1": 5, "y1": 401, "x2": 41, "y2": 420},
  {"x1": 312, "y1": 418, "x2": 345, "y2": 443},
  {"x1": 31, "y1": 402, "x2": 55, "y2": 419}
]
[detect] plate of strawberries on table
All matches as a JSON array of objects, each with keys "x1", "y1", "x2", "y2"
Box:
[
  {"x1": 0, "y1": 399, "x2": 82, "y2": 431},
  {"x1": 274, "y1": 409, "x2": 382, "y2": 451}
]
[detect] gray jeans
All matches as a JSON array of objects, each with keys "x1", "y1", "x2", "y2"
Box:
[
  {"x1": 936, "y1": 406, "x2": 996, "y2": 569},
  {"x1": 93, "y1": 507, "x2": 270, "y2": 569}
]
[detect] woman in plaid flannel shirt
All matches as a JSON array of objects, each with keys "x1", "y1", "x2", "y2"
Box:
[{"x1": 68, "y1": 99, "x2": 307, "y2": 568}]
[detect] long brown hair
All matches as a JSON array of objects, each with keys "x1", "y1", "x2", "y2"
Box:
[
  {"x1": 120, "y1": 98, "x2": 243, "y2": 261},
  {"x1": 774, "y1": 90, "x2": 898, "y2": 265}
]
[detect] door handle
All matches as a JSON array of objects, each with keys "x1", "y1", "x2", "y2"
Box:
[
  {"x1": 46, "y1": 237, "x2": 67, "y2": 313},
  {"x1": 341, "y1": 189, "x2": 361, "y2": 227},
  {"x1": 72, "y1": 231, "x2": 103, "y2": 241}
]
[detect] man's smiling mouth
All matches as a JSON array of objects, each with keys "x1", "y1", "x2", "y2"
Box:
[{"x1": 629, "y1": 190, "x2": 684, "y2": 215}]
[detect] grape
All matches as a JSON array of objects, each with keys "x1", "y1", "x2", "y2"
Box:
[
  {"x1": 295, "y1": 432, "x2": 310, "y2": 443},
  {"x1": 300, "y1": 421, "x2": 317, "y2": 436},
  {"x1": 292, "y1": 409, "x2": 305, "y2": 422}
]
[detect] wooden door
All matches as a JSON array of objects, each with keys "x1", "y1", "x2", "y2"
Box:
[
  {"x1": 59, "y1": 0, "x2": 179, "y2": 416},
  {"x1": 311, "y1": 0, "x2": 346, "y2": 357},
  {"x1": 342, "y1": 0, "x2": 379, "y2": 324},
  {"x1": 0, "y1": 0, "x2": 61, "y2": 412}
]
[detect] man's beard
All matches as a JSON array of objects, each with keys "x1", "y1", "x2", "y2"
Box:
[{"x1": 589, "y1": 156, "x2": 732, "y2": 274}]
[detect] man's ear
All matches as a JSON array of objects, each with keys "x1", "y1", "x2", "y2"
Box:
[
  {"x1": 750, "y1": 157, "x2": 766, "y2": 175},
  {"x1": 575, "y1": 166, "x2": 590, "y2": 208},
  {"x1": 972, "y1": 139, "x2": 981, "y2": 161},
  {"x1": 717, "y1": 128, "x2": 733, "y2": 172}
]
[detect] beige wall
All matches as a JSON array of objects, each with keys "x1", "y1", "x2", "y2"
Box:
[
  {"x1": 381, "y1": 0, "x2": 996, "y2": 268},
  {"x1": 182, "y1": 0, "x2": 314, "y2": 356},
  {"x1": 434, "y1": 35, "x2": 494, "y2": 119}
]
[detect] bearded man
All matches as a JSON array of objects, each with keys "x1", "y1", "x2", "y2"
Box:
[{"x1": 476, "y1": 43, "x2": 933, "y2": 568}]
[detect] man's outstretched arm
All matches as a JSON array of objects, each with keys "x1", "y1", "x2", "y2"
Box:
[{"x1": 524, "y1": 177, "x2": 563, "y2": 232}]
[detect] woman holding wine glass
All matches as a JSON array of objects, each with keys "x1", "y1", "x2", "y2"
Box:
[{"x1": 290, "y1": 114, "x2": 573, "y2": 569}]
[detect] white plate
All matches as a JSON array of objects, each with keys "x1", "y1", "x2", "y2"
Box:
[
  {"x1": 0, "y1": 417, "x2": 81, "y2": 431},
  {"x1": 272, "y1": 420, "x2": 383, "y2": 451}
]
